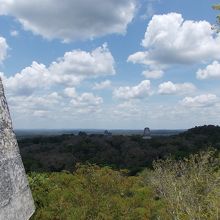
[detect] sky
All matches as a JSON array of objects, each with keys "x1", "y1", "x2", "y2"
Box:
[{"x1": 0, "y1": 0, "x2": 220, "y2": 130}]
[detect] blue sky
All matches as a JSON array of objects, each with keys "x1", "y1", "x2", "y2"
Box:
[{"x1": 0, "y1": 0, "x2": 220, "y2": 129}]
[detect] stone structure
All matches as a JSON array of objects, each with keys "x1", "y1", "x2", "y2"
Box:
[
  {"x1": 143, "y1": 127, "x2": 152, "y2": 139},
  {"x1": 0, "y1": 78, "x2": 35, "y2": 220},
  {"x1": 104, "y1": 130, "x2": 112, "y2": 137}
]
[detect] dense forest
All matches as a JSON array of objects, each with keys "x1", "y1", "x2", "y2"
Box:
[
  {"x1": 20, "y1": 125, "x2": 220, "y2": 219},
  {"x1": 19, "y1": 125, "x2": 220, "y2": 174}
]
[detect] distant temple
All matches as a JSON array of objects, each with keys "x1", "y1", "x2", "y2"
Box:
[
  {"x1": 104, "y1": 130, "x2": 112, "y2": 137},
  {"x1": 143, "y1": 127, "x2": 152, "y2": 139},
  {"x1": 0, "y1": 78, "x2": 35, "y2": 220}
]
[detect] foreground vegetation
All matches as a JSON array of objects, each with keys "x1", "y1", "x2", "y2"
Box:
[
  {"x1": 29, "y1": 150, "x2": 220, "y2": 220},
  {"x1": 29, "y1": 165, "x2": 163, "y2": 220}
]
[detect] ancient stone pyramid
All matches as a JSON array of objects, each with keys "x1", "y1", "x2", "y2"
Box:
[{"x1": 0, "y1": 78, "x2": 35, "y2": 220}]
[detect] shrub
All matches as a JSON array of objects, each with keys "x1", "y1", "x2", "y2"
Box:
[{"x1": 148, "y1": 150, "x2": 220, "y2": 220}]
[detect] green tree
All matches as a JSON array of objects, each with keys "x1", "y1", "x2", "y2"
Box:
[
  {"x1": 213, "y1": 4, "x2": 220, "y2": 31},
  {"x1": 29, "y1": 165, "x2": 163, "y2": 220}
]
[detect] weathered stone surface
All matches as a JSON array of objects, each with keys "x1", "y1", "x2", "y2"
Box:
[
  {"x1": 0, "y1": 78, "x2": 35, "y2": 220},
  {"x1": 0, "y1": 160, "x2": 13, "y2": 207},
  {"x1": 0, "y1": 188, "x2": 35, "y2": 220}
]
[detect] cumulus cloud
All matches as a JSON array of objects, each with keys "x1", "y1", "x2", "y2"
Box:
[
  {"x1": 8, "y1": 92, "x2": 62, "y2": 115},
  {"x1": 64, "y1": 88, "x2": 77, "y2": 98},
  {"x1": 92, "y1": 80, "x2": 112, "y2": 90},
  {"x1": 197, "y1": 61, "x2": 220, "y2": 79},
  {"x1": 33, "y1": 110, "x2": 49, "y2": 117},
  {"x1": 142, "y1": 70, "x2": 163, "y2": 79},
  {"x1": 63, "y1": 89, "x2": 104, "y2": 113},
  {"x1": 2, "y1": 44, "x2": 115, "y2": 95},
  {"x1": 71, "y1": 93, "x2": 103, "y2": 108},
  {"x1": 0, "y1": 44, "x2": 113, "y2": 124},
  {"x1": 0, "y1": 36, "x2": 8, "y2": 62},
  {"x1": 49, "y1": 44, "x2": 115, "y2": 78},
  {"x1": 112, "y1": 100, "x2": 142, "y2": 118},
  {"x1": 10, "y1": 30, "x2": 19, "y2": 37},
  {"x1": 7, "y1": 86, "x2": 103, "y2": 119},
  {"x1": 128, "y1": 13, "x2": 220, "y2": 70},
  {"x1": 113, "y1": 80, "x2": 151, "y2": 100},
  {"x1": 3, "y1": 62, "x2": 51, "y2": 95},
  {"x1": 63, "y1": 88, "x2": 103, "y2": 109},
  {"x1": 180, "y1": 94, "x2": 218, "y2": 108},
  {"x1": 0, "y1": 0, "x2": 137, "y2": 41},
  {"x1": 158, "y1": 81, "x2": 196, "y2": 95}
]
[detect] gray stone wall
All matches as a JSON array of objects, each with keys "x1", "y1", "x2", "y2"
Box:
[{"x1": 0, "y1": 78, "x2": 35, "y2": 220}]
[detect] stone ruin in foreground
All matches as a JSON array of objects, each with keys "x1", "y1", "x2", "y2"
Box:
[{"x1": 0, "y1": 78, "x2": 35, "y2": 220}]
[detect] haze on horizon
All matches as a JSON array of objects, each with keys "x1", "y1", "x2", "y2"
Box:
[{"x1": 0, "y1": 0, "x2": 220, "y2": 130}]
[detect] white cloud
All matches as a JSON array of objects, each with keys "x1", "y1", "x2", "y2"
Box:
[
  {"x1": 2, "y1": 44, "x2": 115, "y2": 95},
  {"x1": 112, "y1": 100, "x2": 142, "y2": 118},
  {"x1": 158, "y1": 81, "x2": 196, "y2": 95},
  {"x1": 197, "y1": 61, "x2": 220, "y2": 79},
  {"x1": 0, "y1": 0, "x2": 137, "y2": 41},
  {"x1": 49, "y1": 44, "x2": 115, "y2": 79},
  {"x1": 71, "y1": 93, "x2": 103, "y2": 108},
  {"x1": 8, "y1": 92, "x2": 62, "y2": 115},
  {"x1": 142, "y1": 69, "x2": 163, "y2": 79},
  {"x1": 180, "y1": 94, "x2": 218, "y2": 108},
  {"x1": 10, "y1": 30, "x2": 19, "y2": 37},
  {"x1": 33, "y1": 110, "x2": 49, "y2": 117},
  {"x1": 3, "y1": 62, "x2": 51, "y2": 95},
  {"x1": 0, "y1": 44, "x2": 113, "y2": 125},
  {"x1": 7, "y1": 87, "x2": 103, "y2": 119},
  {"x1": 69, "y1": 92, "x2": 103, "y2": 114},
  {"x1": 128, "y1": 13, "x2": 220, "y2": 69},
  {"x1": 0, "y1": 36, "x2": 8, "y2": 62},
  {"x1": 93, "y1": 80, "x2": 112, "y2": 90},
  {"x1": 113, "y1": 80, "x2": 151, "y2": 100},
  {"x1": 64, "y1": 88, "x2": 77, "y2": 98},
  {"x1": 63, "y1": 88, "x2": 103, "y2": 110}
]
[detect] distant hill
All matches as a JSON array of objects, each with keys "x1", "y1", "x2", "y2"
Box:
[
  {"x1": 182, "y1": 125, "x2": 220, "y2": 137},
  {"x1": 177, "y1": 125, "x2": 220, "y2": 148}
]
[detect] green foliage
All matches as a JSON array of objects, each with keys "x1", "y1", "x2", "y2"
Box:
[
  {"x1": 213, "y1": 4, "x2": 220, "y2": 10},
  {"x1": 146, "y1": 150, "x2": 220, "y2": 220},
  {"x1": 29, "y1": 165, "x2": 163, "y2": 220},
  {"x1": 20, "y1": 125, "x2": 220, "y2": 173},
  {"x1": 23, "y1": 158, "x2": 43, "y2": 172},
  {"x1": 212, "y1": 4, "x2": 220, "y2": 31},
  {"x1": 29, "y1": 150, "x2": 220, "y2": 219}
]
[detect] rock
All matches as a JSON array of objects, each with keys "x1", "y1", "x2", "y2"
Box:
[{"x1": 0, "y1": 78, "x2": 35, "y2": 220}]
